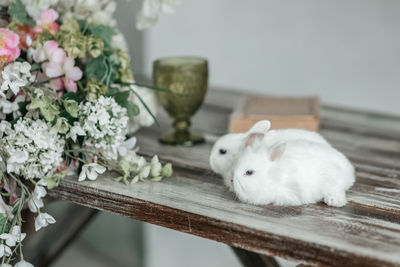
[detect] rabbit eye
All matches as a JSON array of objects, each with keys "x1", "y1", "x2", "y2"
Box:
[
  {"x1": 219, "y1": 149, "x2": 227, "y2": 155},
  {"x1": 245, "y1": 170, "x2": 254, "y2": 176}
]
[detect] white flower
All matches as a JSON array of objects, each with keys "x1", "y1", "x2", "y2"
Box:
[
  {"x1": 0, "y1": 95, "x2": 25, "y2": 119},
  {"x1": 78, "y1": 163, "x2": 106, "y2": 182},
  {"x1": 28, "y1": 185, "x2": 47, "y2": 213},
  {"x1": 150, "y1": 155, "x2": 162, "y2": 177},
  {"x1": 0, "y1": 226, "x2": 26, "y2": 247},
  {"x1": 79, "y1": 96, "x2": 128, "y2": 160},
  {"x1": 14, "y1": 261, "x2": 34, "y2": 267},
  {"x1": 2, "y1": 118, "x2": 65, "y2": 179},
  {"x1": 0, "y1": 197, "x2": 13, "y2": 217},
  {"x1": 55, "y1": 0, "x2": 117, "y2": 26},
  {"x1": 35, "y1": 212, "x2": 56, "y2": 231},
  {"x1": 136, "y1": 0, "x2": 180, "y2": 30},
  {"x1": 126, "y1": 85, "x2": 157, "y2": 133},
  {"x1": 6, "y1": 150, "x2": 28, "y2": 175},
  {"x1": 0, "y1": 244, "x2": 12, "y2": 258},
  {"x1": 22, "y1": 0, "x2": 59, "y2": 18},
  {"x1": 111, "y1": 32, "x2": 128, "y2": 51},
  {"x1": 66, "y1": 122, "x2": 86, "y2": 142},
  {"x1": 0, "y1": 263, "x2": 12, "y2": 267},
  {"x1": 117, "y1": 137, "x2": 137, "y2": 157},
  {"x1": 1, "y1": 62, "x2": 33, "y2": 96}
]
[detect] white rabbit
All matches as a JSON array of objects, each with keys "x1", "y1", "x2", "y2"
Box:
[
  {"x1": 210, "y1": 120, "x2": 329, "y2": 191},
  {"x1": 209, "y1": 120, "x2": 270, "y2": 191},
  {"x1": 232, "y1": 139, "x2": 355, "y2": 207}
]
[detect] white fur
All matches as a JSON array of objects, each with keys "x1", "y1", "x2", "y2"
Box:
[
  {"x1": 209, "y1": 121, "x2": 269, "y2": 191},
  {"x1": 232, "y1": 140, "x2": 355, "y2": 207},
  {"x1": 209, "y1": 120, "x2": 330, "y2": 191}
]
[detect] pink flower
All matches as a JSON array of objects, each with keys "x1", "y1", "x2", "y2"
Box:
[
  {"x1": 40, "y1": 41, "x2": 67, "y2": 77},
  {"x1": 0, "y1": 28, "x2": 20, "y2": 64},
  {"x1": 63, "y1": 58, "x2": 82, "y2": 92},
  {"x1": 34, "y1": 9, "x2": 59, "y2": 35}
]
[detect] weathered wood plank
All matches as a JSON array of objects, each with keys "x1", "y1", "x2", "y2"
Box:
[
  {"x1": 47, "y1": 88, "x2": 400, "y2": 266},
  {"x1": 49, "y1": 166, "x2": 400, "y2": 267}
]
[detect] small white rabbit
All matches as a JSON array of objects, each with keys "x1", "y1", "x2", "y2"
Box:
[
  {"x1": 210, "y1": 120, "x2": 329, "y2": 191},
  {"x1": 209, "y1": 120, "x2": 270, "y2": 191},
  {"x1": 232, "y1": 140, "x2": 355, "y2": 207}
]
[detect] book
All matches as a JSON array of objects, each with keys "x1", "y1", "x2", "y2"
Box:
[{"x1": 229, "y1": 95, "x2": 320, "y2": 133}]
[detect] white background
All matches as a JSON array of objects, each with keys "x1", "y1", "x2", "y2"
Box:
[{"x1": 121, "y1": 0, "x2": 400, "y2": 115}]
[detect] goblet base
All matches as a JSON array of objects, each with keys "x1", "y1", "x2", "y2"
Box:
[{"x1": 159, "y1": 132, "x2": 205, "y2": 146}]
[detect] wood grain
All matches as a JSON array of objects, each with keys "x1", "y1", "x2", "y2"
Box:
[{"x1": 48, "y1": 89, "x2": 400, "y2": 267}]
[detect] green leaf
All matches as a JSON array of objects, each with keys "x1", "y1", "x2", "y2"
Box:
[
  {"x1": 161, "y1": 163, "x2": 173, "y2": 177},
  {"x1": 0, "y1": 213, "x2": 11, "y2": 235},
  {"x1": 85, "y1": 55, "x2": 108, "y2": 81},
  {"x1": 45, "y1": 171, "x2": 66, "y2": 190},
  {"x1": 62, "y1": 92, "x2": 80, "y2": 102},
  {"x1": 8, "y1": 0, "x2": 35, "y2": 27},
  {"x1": 87, "y1": 24, "x2": 115, "y2": 48},
  {"x1": 111, "y1": 90, "x2": 130, "y2": 106},
  {"x1": 59, "y1": 109, "x2": 76, "y2": 125},
  {"x1": 151, "y1": 176, "x2": 163, "y2": 182},
  {"x1": 63, "y1": 99, "x2": 79, "y2": 118},
  {"x1": 125, "y1": 102, "x2": 140, "y2": 117}
]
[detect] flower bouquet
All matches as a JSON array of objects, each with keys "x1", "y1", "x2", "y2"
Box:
[{"x1": 0, "y1": 0, "x2": 178, "y2": 265}]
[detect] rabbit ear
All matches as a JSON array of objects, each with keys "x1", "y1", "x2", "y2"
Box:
[
  {"x1": 269, "y1": 143, "x2": 286, "y2": 161},
  {"x1": 242, "y1": 121, "x2": 271, "y2": 147},
  {"x1": 247, "y1": 120, "x2": 271, "y2": 134},
  {"x1": 244, "y1": 133, "x2": 264, "y2": 147}
]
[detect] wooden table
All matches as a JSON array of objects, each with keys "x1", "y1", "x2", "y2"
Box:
[{"x1": 46, "y1": 89, "x2": 400, "y2": 267}]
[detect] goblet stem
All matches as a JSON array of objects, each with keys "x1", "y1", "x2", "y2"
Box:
[{"x1": 159, "y1": 119, "x2": 205, "y2": 146}]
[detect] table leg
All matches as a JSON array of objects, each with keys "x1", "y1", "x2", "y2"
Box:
[
  {"x1": 22, "y1": 203, "x2": 98, "y2": 267},
  {"x1": 231, "y1": 247, "x2": 280, "y2": 267}
]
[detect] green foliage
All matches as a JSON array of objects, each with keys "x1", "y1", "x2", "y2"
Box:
[
  {"x1": 125, "y1": 102, "x2": 140, "y2": 117},
  {"x1": 63, "y1": 99, "x2": 79, "y2": 118},
  {"x1": 115, "y1": 155, "x2": 173, "y2": 185},
  {"x1": 28, "y1": 96, "x2": 60, "y2": 122},
  {"x1": 8, "y1": 0, "x2": 35, "y2": 27},
  {"x1": 45, "y1": 171, "x2": 67, "y2": 190},
  {"x1": 85, "y1": 55, "x2": 108, "y2": 81},
  {"x1": 0, "y1": 213, "x2": 12, "y2": 235},
  {"x1": 112, "y1": 90, "x2": 130, "y2": 105},
  {"x1": 87, "y1": 24, "x2": 116, "y2": 48}
]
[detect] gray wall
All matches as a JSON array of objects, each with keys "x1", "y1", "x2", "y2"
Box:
[{"x1": 122, "y1": 0, "x2": 400, "y2": 115}]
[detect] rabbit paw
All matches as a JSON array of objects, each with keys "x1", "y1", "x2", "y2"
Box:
[{"x1": 324, "y1": 192, "x2": 347, "y2": 207}]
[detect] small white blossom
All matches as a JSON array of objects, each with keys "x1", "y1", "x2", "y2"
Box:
[
  {"x1": 0, "y1": 226, "x2": 26, "y2": 247},
  {"x1": 136, "y1": 0, "x2": 179, "y2": 30},
  {"x1": 21, "y1": 0, "x2": 59, "y2": 18},
  {"x1": 56, "y1": 0, "x2": 117, "y2": 26},
  {"x1": 2, "y1": 118, "x2": 65, "y2": 179},
  {"x1": 66, "y1": 122, "x2": 86, "y2": 142},
  {"x1": 14, "y1": 260, "x2": 34, "y2": 267},
  {"x1": 150, "y1": 155, "x2": 162, "y2": 177},
  {"x1": 126, "y1": 85, "x2": 157, "y2": 133},
  {"x1": 0, "y1": 244, "x2": 12, "y2": 258},
  {"x1": 35, "y1": 212, "x2": 56, "y2": 231},
  {"x1": 0, "y1": 62, "x2": 33, "y2": 96},
  {"x1": 28, "y1": 185, "x2": 47, "y2": 213},
  {"x1": 0, "y1": 197, "x2": 13, "y2": 217},
  {"x1": 79, "y1": 96, "x2": 128, "y2": 160},
  {"x1": 78, "y1": 163, "x2": 106, "y2": 182},
  {"x1": 117, "y1": 136, "x2": 137, "y2": 157}
]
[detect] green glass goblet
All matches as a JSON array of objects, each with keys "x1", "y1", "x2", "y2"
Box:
[{"x1": 153, "y1": 56, "x2": 208, "y2": 146}]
